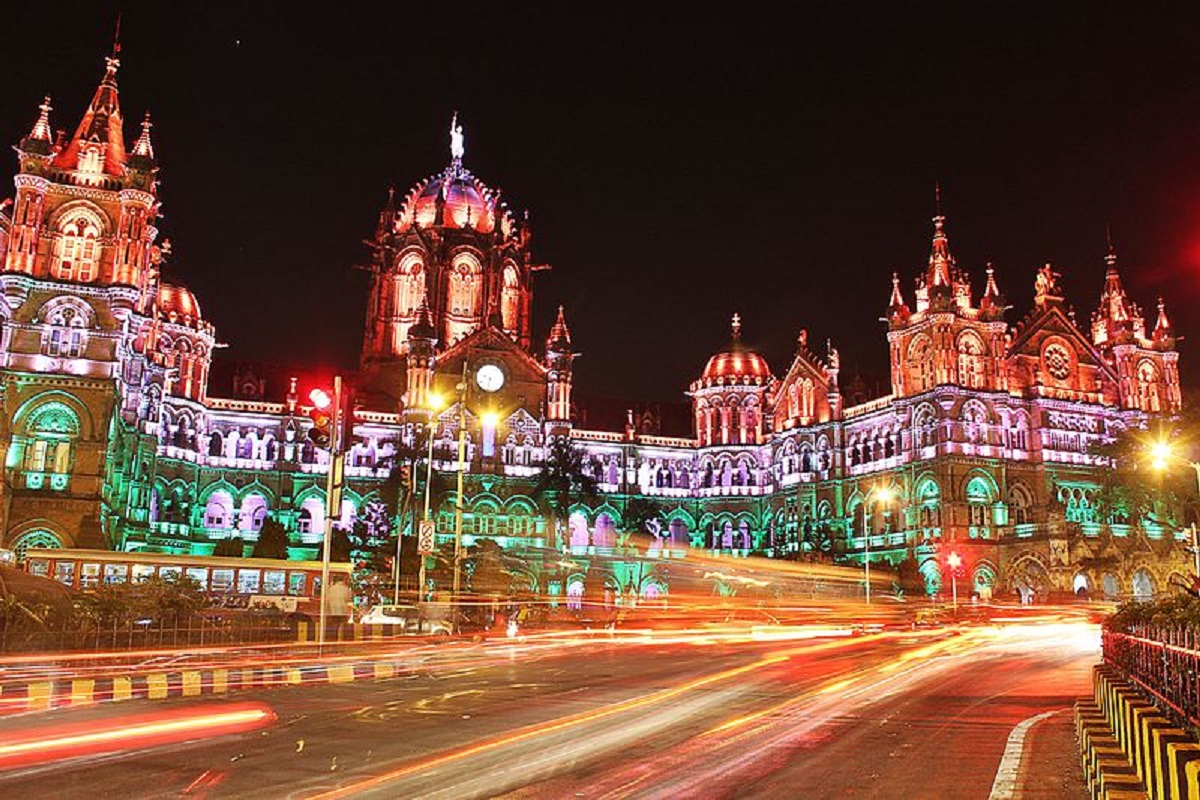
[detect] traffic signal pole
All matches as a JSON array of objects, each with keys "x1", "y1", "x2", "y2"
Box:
[
  {"x1": 452, "y1": 363, "x2": 468, "y2": 602},
  {"x1": 318, "y1": 375, "x2": 343, "y2": 647}
]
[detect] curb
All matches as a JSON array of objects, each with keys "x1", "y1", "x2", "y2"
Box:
[
  {"x1": 0, "y1": 657, "x2": 410, "y2": 714},
  {"x1": 1077, "y1": 664, "x2": 1200, "y2": 799}
]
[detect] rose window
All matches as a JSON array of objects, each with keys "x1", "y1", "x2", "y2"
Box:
[{"x1": 1044, "y1": 345, "x2": 1071, "y2": 380}]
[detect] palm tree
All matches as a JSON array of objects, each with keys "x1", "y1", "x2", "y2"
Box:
[{"x1": 534, "y1": 436, "x2": 599, "y2": 549}]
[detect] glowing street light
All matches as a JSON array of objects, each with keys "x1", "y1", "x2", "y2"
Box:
[
  {"x1": 947, "y1": 551, "x2": 963, "y2": 610},
  {"x1": 1147, "y1": 439, "x2": 1200, "y2": 581},
  {"x1": 414, "y1": 392, "x2": 445, "y2": 604},
  {"x1": 864, "y1": 484, "x2": 894, "y2": 606}
]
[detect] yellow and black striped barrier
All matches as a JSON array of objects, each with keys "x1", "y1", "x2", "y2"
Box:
[{"x1": 1078, "y1": 664, "x2": 1200, "y2": 799}]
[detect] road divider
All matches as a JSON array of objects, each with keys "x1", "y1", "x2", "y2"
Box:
[{"x1": 1077, "y1": 664, "x2": 1200, "y2": 798}]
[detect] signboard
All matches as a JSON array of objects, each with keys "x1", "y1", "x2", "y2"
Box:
[{"x1": 418, "y1": 520, "x2": 436, "y2": 555}]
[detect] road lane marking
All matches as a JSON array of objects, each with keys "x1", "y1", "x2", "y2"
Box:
[{"x1": 988, "y1": 708, "x2": 1062, "y2": 800}]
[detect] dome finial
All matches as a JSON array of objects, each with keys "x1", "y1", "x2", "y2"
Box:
[
  {"x1": 449, "y1": 111, "x2": 465, "y2": 163},
  {"x1": 730, "y1": 312, "x2": 742, "y2": 341}
]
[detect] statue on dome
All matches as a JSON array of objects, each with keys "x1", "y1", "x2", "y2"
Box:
[{"x1": 449, "y1": 112, "x2": 465, "y2": 161}]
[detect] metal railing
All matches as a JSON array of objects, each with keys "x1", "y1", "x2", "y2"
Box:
[
  {"x1": 1103, "y1": 626, "x2": 1200, "y2": 729},
  {"x1": 0, "y1": 614, "x2": 297, "y2": 654}
]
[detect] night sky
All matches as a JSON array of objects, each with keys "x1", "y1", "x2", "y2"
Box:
[{"x1": 4, "y1": 4, "x2": 1200, "y2": 403}]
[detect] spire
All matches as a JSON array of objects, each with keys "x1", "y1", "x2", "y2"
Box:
[
  {"x1": 449, "y1": 111, "x2": 465, "y2": 164},
  {"x1": 981, "y1": 262, "x2": 1001, "y2": 308},
  {"x1": 547, "y1": 305, "x2": 572, "y2": 349},
  {"x1": 53, "y1": 53, "x2": 127, "y2": 176},
  {"x1": 408, "y1": 300, "x2": 436, "y2": 340},
  {"x1": 927, "y1": 185, "x2": 954, "y2": 288},
  {"x1": 889, "y1": 271, "x2": 905, "y2": 308},
  {"x1": 28, "y1": 95, "x2": 53, "y2": 144},
  {"x1": 131, "y1": 110, "x2": 154, "y2": 159},
  {"x1": 730, "y1": 311, "x2": 742, "y2": 343},
  {"x1": 1153, "y1": 297, "x2": 1172, "y2": 343}
]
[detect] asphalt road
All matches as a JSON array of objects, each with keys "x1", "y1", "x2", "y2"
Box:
[{"x1": 0, "y1": 621, "x2": 1095, "y2": 799}]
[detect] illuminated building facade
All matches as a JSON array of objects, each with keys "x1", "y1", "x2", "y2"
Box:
[{"x1": 0, "y1": 55, "x2": 1189, "y2": 601}]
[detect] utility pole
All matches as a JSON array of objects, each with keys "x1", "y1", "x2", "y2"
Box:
[
  {"x1": 417, "y1": 395, "x2": 442, "y2": 603},
  {"x1": 318, "y1": 375, "x2": 344, "y2": 647},
  {"x1": 452, "y1": 362, "x2": 468, "y2": 606}
]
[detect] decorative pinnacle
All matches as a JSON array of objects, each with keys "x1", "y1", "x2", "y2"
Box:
[
  {"x1": 132, "y1": 111, "x2": 154, "y2": 158},
  {"x1": 449, "y1": 111, "x2": 464, "y2": 162},
  {"x1": 29, "y1": 95, "x2": 53, "y2": 142},
  {"x1": 731, "y1": 312, "x2": 742, "y2": 341},
  {"x1": 1105, "y1": 225, "x2": 1118, "y2": 269}
]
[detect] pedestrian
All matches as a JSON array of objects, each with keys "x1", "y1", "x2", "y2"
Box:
[{"x1": 324, "y1": 575, "x2": 352, "y2": 640}]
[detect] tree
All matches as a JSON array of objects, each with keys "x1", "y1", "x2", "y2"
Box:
[
  {"x1": 894, "y1": 555, "x2": 926, "y2": 598},
  {"x1": 252, "y1": 519, "x2": 290, "y2": 559},
  {"x1": 620, "y1": 496, "x2": 661, "y2": 551},
  {"x1": 318, "y1": 527, "x2": 353, "y2": 562},
  {"x1": 213, "y1": 536, "x2": 244, "y2": 558},
  {"x1": 533, "y1": 437, "x2": 599, "y2": 549},
  {"x1": 1091, "y1": 415, "x2": 1200, "y2": 529},
  {"x1": 467, "y1": 539, "x2": 514, "y2": 597}
]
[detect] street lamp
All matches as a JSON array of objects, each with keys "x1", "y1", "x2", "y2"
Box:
[
  {"x1": 864, "y1": 485, "x2": 894, "y2": 606},
  {"x1": 947, "y1": 551, "x2": 962, "y2": 610},
  {"x1": 409, "y1": 392, "x2": 444, "y2": 604},
  {"x1": 1147, "y1": 439, "x2": 1200, "y2": 581}
]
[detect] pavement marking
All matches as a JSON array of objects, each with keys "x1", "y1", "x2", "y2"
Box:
[{"x1": 988, "y1": 708, "x2": 1062, "y2": 800}]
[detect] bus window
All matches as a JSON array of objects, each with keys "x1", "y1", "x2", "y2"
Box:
[
  {"x1": 103, "y1": 563, "x2": 129, "y2": 585},
  {"x1": 81, "y1": 563, "x2": 101, "y2": 589},
  {"x1": 237, "y1": 569, "x2": 261, "y2": 594},
  {"x1": 28, "y1": 559, "x2": 49, "y2": 577},
  {"x1": 287, "y1": 572, "x2": 307, "y2": 596},
  {"x1": 132, "y1": 564, "x2": 155, "y2": 583},
  {"x1": 160, "y1": 566, "x2": 182, "y2": 582},
  {"x1": 54, "y1": 561, "x2": 76, "y2": 587},
  {"x1": 263, "y1": 570, "x2": 285, "y2": 595},
  {"x1": 211, "y1": 569, "x2": 234, "y2": 592},
  {"x1": 186, "y1": 567, "x2": 209, "y2": 590}
]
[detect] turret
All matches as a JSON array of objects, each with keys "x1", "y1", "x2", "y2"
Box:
[
  {"x1": 404, "y1": 302, "x2": 438, "y2": 414},
  {"x1": 545, "y1": 305, "x2": 575, "y2": 427}
]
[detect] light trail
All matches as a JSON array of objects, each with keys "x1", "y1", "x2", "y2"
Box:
[
  {"x1": 305, "y1": 653, "x2": 789, "y2": 799},
  {"x1": 0, "y1": 702, "x2": 275, "y2": 770}
]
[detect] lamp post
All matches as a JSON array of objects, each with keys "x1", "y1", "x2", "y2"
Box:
[
  {"x1": 317, "y1": 376, "x2": 344, "y2": 647},
  {"x1": 452, "y1": 363, "x2": 468, "y2": 602},
  {"x1": 863, "y1": 485, "x2": 893, "y2": 606},
  {"x1": 414, "y1": 393, "x2": 444, "y2": 604},
  {"x1": 947, "y1": 551, "x2": 962, "y2": 610},
  {"x1": 1149, "y1": 441, "x2": 1200, "y2": 581}
]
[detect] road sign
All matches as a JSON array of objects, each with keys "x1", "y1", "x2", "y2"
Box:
[{"x1": 418, "y1": 520, "x2": 435, "y2": 554}]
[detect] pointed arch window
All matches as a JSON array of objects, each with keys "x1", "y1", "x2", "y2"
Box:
[
  {"x1": 1136, "y1": 359, "x2": 1162, "y2": 412},
  {"x1": 21, "y1": 402, "x2": 79, "y2": 490},
  {"x1": 53, "y1": 211, "x2": 102, "y2": 282},
  {"x1": 908, "y1": 336, "x2": 935, "y2": 393},
  {"x1": 956, "y1": 333, "x2": 986, "y2": 390},
  {"x1": 394, "y1": 254, "x2": 426, "y2": 318},
  {"x1": 501, "y1": 263, "x2": 521, "y2": 334},
  {"x1": 42, "y1": 303, "x2": 90, "y2": 359}
]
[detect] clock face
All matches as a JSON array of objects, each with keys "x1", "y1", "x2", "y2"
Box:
[{"x1": 475, "y1": 364, "x2": 505, "y2": 393}]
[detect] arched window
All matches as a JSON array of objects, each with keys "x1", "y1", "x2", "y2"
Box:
[
  {"x1": 916, "y1": 479, "x2": 941, "y2": 532},
  {"x1": 394, "y1": 254, "x2": 426, "y2": 318},
  {"x1": 1009, "y1": 483, "x2": 1034, "y2": 526},
  {"x1": 445, "y1": 254, "x2": 482, "y2": 343},
  {"x1": 965, "y1": 476, "x2": 993, "y2": 531},
  {"x1": 43, "y1": 302, "x2": 90, "y2": 358},
  {"x1": 53, "y1": 210, "x2": 102, "y2": 282},
  {"x1": 208, "y1": 432, "x2": 223, "y2": 458},
  {"x1": 1136, "y1": 360, "x2": 1162, "y2": 412},
  {"x1": 22, "y1": 402, "x2": 79, "y2": 489},
  {"x1": 913, "y1": 404, "x2": 937, "y2": 449},
  {"x1": 11, "y1": 529, "x2": 63, "y2": 561},
  {"x1": 908, "y1": 335, "x2": 935, "y2": 393},
  {"x1": 501, "y1": 263, "x2": 521, "y2": 334},
  {"x1": 239, "y1": 494, "x2": 269, "y2": 533},
  {"x1": 203, "y1": 491, "x2": 234, "y2": 530},
  {"x1": 961, "y1": 400, "x2": 988, "y2": 444},
  {"x1": 956, "y1": 332, "x2": 986, "y2": 389}
]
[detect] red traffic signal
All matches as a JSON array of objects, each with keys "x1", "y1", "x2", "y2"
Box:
[{"x1": 307, "y1": 387, "x2": 334, "y2": 448}]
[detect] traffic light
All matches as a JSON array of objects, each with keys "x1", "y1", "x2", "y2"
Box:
[{"x1": 307, "y1": 387, "x2": 334, "y2": 448}]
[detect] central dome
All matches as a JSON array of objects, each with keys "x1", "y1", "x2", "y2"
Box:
[
  {"x1": 401, "y1": 163, "x2": 500, "y2": 232},
  {"x1": 697, "y1": 314, "x2": 772, "y2": 386}
]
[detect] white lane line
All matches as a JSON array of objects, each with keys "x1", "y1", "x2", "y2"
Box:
[{"x1": 988, "y1": 709, "x2": 1062, "y2": 800}]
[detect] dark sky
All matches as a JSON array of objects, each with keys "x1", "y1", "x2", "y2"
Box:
[{"x1": 5, "y1": 3, "x2": 1200, "y2": 402}]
